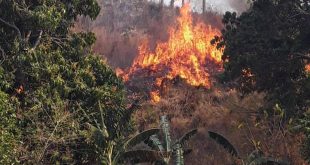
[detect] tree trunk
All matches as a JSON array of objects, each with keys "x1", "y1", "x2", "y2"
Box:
[
  {"x1": 170, "y1": 0, "x2": 175, "y2": 8},
  {"x1": 160, "y1": 0, "x2": 164, "y2": 7},
  {"x1": 202, "y1": 0, "x2": 206, "y2": 13},
  {"x1": 182, "y1": 0, "x2": 185, "y2": 6}
]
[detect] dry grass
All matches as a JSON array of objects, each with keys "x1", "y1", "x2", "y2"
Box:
[
  {"x1": 133, "y1": 81, "x2": 306, "y2": 164},
  {"x1": 74, "y1": 1, "x2": 305, "y2": 164}
]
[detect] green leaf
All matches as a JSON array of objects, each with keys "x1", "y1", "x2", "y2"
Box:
[
  {"x1": 85, "y1": 123, "x2": 108, "y2": 149},
  {"x1": 119, "y1": 100, "x2": 140, "y2": 128},
  {"x1": 145, "y1": 134, "x2": 164, "y2": 152},
  {"x1": 124, "y1": 128, "x2": 161, "y2": 150},
  {"x1": 208, "y1": 131, "x2": 239, "y2": 157}
]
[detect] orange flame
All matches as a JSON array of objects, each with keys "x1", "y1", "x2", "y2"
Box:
[
  {"x1": 150, "y1": 91, "x2": 161, "y2": 103},
  {"x1": 306, "y1": 64, "x2": 310, "y2": 73},
  {"x1": 121, "y1": 4, "x2": 223, "y2": 102}
]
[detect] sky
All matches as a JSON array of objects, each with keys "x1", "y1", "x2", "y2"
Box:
[{"x1": 149, "y1": 0, "x2": 250, "y2": 14}]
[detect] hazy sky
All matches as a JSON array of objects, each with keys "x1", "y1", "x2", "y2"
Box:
[{"x1": 149, "y1": 0, "x2": 249, "y2": 14}]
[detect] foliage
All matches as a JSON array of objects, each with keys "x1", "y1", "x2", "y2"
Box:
[
  {"x1": 0, "y1": 90, "x2": 20, "y2": 164},
  {"x1": 81, "y1": 102, "x2": 150, "y2": 165},
  {"x1": 0, "y1": 0, "x2": 132, "y2": 164},
  {"x1": 124, "y1": 115, "x2": 197, "y2": 165},
  {"x1": 215, "y1": 0, "x2": 310, "y2": 161},
  {"x1": 292, "y1": 113, "x2": 310, "y2": 162},
  {"x1": 208, "y1": 131, "x2": 289, "y2": 165},
  {"x1": 215, "y1": 0, "x2": 310, "y2": 116},
  {"x1": 301, "y1": 136, "x2": 310, "y2": 163},
  {"x1": 208, "y1": 131, "x2": 238, "y2": 157}
]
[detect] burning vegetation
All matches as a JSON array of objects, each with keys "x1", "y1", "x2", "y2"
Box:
[
  {"x1": 2, "y1": 0, "x2": 310, "y2": 164},
  {"x1": 118, "y1": 4, "x2": 223, "y2": 102}
]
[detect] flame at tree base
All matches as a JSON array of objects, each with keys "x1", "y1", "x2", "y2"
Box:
[{"x1": 119, "y1": 4, "x2": 224, "y2": 103}]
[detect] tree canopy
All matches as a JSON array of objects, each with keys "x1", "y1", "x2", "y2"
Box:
[
  {"x1": 0, "y1": 0, "x2": 132, "y2": 164},
  {"x1": 216, "y1": 0, "x2": 310, "y2": 116}
]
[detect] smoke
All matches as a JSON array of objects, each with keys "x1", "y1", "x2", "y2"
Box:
[
  {"x1": 159, "y1": 0, "x2": 250, "y2": 14},
  {"x1": 75, "y1": 0, "x2": 249, "y2": 69}
]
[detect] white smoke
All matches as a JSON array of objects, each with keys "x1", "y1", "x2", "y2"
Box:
[{"x1": 149, "y1": 0, "x2": 250, "y2": 14}]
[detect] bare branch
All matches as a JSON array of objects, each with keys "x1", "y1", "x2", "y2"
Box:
[
  {"x1": 25, "y1": 30, "x2": 32, "y2": 42},
  {"x1": 295, "y1": 53, "x2": 310, "y2": 60},
  {"x1": 30, "y1": 30, "x2": 43, "y2": 51},
  {"x1": 295, "y1": 3, "x2": 310, "y2": 16},
  {"x1": 0, "y1": 17, "x2": 22, "y2": 40},
  {"x1": 0, "y1": 46, "x2": 5, "y2": 65}
]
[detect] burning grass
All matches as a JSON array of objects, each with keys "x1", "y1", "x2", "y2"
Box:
[
  {"x1": 119, "y1": 4, "x2": 223, "y2": 103},
  {"x1": 75, "y1": 1, "x2": 306, "y2": 164}
]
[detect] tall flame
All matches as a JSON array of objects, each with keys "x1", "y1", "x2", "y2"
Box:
[{"x1": 122, "y1": 4, "x2": 223, "y2": 102}]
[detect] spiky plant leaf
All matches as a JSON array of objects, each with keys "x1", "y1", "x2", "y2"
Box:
[
  {"x1": 123, "y1": 150, "x2": 170, "y2": 163},
  {"x1": 124, "y1": 128, "x2": 161, "y2": 150},
  {"x1": 84, "y1": 123, "x2": 108, "y2": 149},
  {"x1": 145, "y1": 134, "x2": 164, "y2": 152},
  {"x1": 176, "y1": 129, "x2": 198, "y2": 146},
  {"x1": 208, "y1": 131, "x2": 239, "y2": 157}
]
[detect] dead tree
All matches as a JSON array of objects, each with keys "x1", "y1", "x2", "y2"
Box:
[
  {"x1": 160, "y1": 0, "x2": 164, "y2": 7},
  {"x1": 202, "y1": 0, "x2": 206, "y2": 13},
  {"x1": 170, "y1": 0, "x2": 174, "y2": 8}
]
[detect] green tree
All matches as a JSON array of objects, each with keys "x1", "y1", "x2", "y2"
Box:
[
  {"x1": 0, "y1": 0, "x2": 132, "y2": 164},
  {"x1": 215, "y1": 0, "x2": 310, "y2": 116}
]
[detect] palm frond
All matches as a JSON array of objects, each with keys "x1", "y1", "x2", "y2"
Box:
[
  {"x1": 249, "y1": 157, "x2": 289, "y2": 165},
  {"x1": 208, "y1": 131, "x2": 239, "y2": 157},
  {"x1": 177, "y1": 129, "x2": 198, "y2": 146},
  {"x1": 264, "y1": 157, "x2": 289, "y2": 165},
  {"x1": 145, "y1": 134, "x2": 164, "y2": 152},
  {"x1": 124, "y1": 128, "x2": 161, "y2": 150}
]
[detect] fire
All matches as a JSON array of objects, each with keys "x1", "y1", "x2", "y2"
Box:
[
  {"x1": 121, "y1": 4, "x2": 223, "y2": 102},
  {"x1": 150, "y1": 91, "x2": 161, "y2": 103},
  {"x1": 306, "y1": 64, "x2": 310, "y2": 73}
]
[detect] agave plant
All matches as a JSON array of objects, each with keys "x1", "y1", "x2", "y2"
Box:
[
  {"x1": 208, "y1": 131, "x2": 290, "y2": 165},
  {"x1": 123, "y1": 115, "x2": 198, "y2": 165}
]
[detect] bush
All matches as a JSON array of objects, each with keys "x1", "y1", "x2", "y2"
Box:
[{"x1": 0, "y1": 91, "x2": 20, "y2": 164}]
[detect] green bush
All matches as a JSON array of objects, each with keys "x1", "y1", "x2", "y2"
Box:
[{"x1": 0, "y1": 91, "x2": 20, "y2": 164}]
